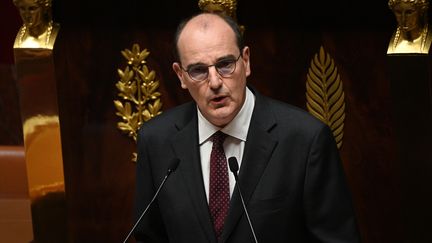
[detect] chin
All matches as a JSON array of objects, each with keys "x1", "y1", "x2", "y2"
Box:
[{"x1": 210, "y1": 110, "x2": 236, "y2": 126}]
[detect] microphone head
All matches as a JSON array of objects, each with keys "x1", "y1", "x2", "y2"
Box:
[
  {"x1": 228, "y1": 157, "x2": 239, "y2": 173},
  {"x1": 167, "y1": 158, "x2": 180, "y2": 174}
]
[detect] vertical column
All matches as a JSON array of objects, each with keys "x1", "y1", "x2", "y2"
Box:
[
  {"x1": 387, "y1": 54, "x2": 432, "y2": 243},
  {"x1": 14, "y1": 48, "x2": 68, "y2": 242},
  {"x1": 12, "y1": 0, "x2": 67, "y2": 240}
]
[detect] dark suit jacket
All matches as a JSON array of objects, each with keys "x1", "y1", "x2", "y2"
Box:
[{"x1": 134, "y1": 89, "x2": 360, "y2": 243}]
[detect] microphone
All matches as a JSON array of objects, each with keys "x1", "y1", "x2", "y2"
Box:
[
  {"x1": 123, "y1": 158, "x2": 180, "y2": 243},
  {"x1": 228, "y1": 157, "x2": 258, "y2": 243}
]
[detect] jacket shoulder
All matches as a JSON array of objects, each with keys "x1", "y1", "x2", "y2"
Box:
[
  {"x1": 138, "y1": 101, "x2": 195, "y2": 136},
  {"x1": 262, "y1": 96, "x2": 326, "y2": 132}
]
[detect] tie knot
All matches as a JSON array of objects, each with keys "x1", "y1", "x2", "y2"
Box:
[{"x1": 211, "y1": 131, "x2": 227, "y2": 146}]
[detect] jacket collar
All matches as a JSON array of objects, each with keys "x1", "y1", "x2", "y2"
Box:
[
  {"x1": 221, "y1": 88, "x2": 278, "y2": 242},
  {"x1": 170, "y1": 103, "x2": 217, "y2": 243}
]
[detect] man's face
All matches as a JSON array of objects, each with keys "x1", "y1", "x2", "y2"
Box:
[
  {"x1": 393, "y1": 2, "x2": 421, "y2": 33},
  {"x1": 173, "y1": 15, "x2": 251, "y2": 127}
]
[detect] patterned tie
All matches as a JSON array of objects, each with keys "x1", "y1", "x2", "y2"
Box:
[{"x1": 209, "y1": 131, "x2": 230, "y2": 241}]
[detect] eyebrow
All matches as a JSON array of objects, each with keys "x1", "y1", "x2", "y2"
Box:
[{"x1": 185, "y1": 54, "x2": 237, "y2": 70}]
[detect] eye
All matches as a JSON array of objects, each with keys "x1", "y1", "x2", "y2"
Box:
[
  {"x1": 187, "y1": 65, "x2": 208, "y2": 80},
  {"x1": 188, "y1": 65, "x2": 208, "y2": 74},
  {"x1": 405, "y1": 9, "x2": 415, "y2": 15},
  {"x1": 215, "y1": 59, "x2": 235, "y2": 73}
]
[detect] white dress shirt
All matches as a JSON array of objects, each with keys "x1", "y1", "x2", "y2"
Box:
[{"x1": 197, "y1": 87, "x2": 255, "y2": 202}]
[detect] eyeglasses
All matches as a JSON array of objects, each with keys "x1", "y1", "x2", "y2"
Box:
[{"x1": 180, "y1": 53, "x2": 242, "y2": 82}]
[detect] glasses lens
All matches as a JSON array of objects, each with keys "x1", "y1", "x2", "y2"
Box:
[
  {"x1": 188, "y1": 65, "x2": 208, "y2": 81},
  {"x1": 215, "y1": 59, "x2": 236, "y2": 77},
  {"x1": 185, "y1": 54, "x2": 240, "y2": 82}
]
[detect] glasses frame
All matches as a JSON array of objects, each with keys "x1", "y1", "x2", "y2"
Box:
[{"x1": 180, "y1": 53, "x2": 242, "y2": 82}]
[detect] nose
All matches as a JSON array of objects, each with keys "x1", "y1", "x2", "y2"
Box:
[
  {"x1": 401, "y1": 13, "x2": 406, "y2": 26},
  {"x1": 207, "y1": 66, "x2": 223, "y2": 90}
]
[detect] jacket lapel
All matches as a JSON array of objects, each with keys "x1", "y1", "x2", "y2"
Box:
[
  {"x1": 170, "y1": 104, "x2": 217, "y2": 243},
  {"x1": 222, "y1": 93, "x2": 278, "y2": 242}
]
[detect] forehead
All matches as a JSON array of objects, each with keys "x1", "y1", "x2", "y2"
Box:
[
  {"x1": 16, "y1": 0, "x2": 39, "y2": 7},
  {"x1": 393, "y1": 2, "x2": 420, "y2": 13},
  {"x1": 177, "y1": 14, "x2": 238, "y2": 63}
]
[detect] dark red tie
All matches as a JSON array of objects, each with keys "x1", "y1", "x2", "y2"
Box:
[{"x1": 209, "y1": 131, "x2": 230, "y2": 240}]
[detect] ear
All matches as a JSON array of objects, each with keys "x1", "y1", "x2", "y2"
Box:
[
  {"x1": 242, "y1": 46, "x2": 251, "y2": 77},
  {"x1": 172, "y1": 62, "x2": 188, "y2": 89}
]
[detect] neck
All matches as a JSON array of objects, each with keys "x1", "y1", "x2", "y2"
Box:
[
  {"x1": 401, "y1": 28, "x2": 423, "y2": 42},
  {"x1": 27, "y1": 21, "x2": 50, "y2": 38},
  {"x1": 18, "y1": 20, "x2": 55, "y2": 48}
]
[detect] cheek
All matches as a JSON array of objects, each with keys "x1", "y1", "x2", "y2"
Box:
[
  {"x1": 186, "y1": 84, "x2": 207, "y2": 102},
  {"x1": 228, "y1": 79, "x2": 246, "y2": 100},
  {"x1": 35, "y1": 11, "x2": 42, "y2": 20},
  {"x1": 178, "y1": 74, "x2": 192, "y2": 90}
]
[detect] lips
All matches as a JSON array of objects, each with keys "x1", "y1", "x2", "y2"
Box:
[{"x1": 210, "y1": 95, "x2": 228, "y2": 105}]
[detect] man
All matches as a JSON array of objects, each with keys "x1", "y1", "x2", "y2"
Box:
[{"x1": 134, "y1": 12, "x2": 360, "y2": 242}]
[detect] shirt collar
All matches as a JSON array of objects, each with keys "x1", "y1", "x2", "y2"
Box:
[{"x1": 198, "y1": 87, "x2": 255, "y2": 144}]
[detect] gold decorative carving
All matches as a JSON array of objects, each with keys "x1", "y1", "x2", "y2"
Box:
[
  {"x1": 198, "y1": 0, "x2": 237, "y2": 19},
  {"x1": 306, "y1": 46, "x2": 345, "y2": 149},
  {"x1": 114, "y1": 44, "x2": 162, "y2": 161},
  {"x1": 13, "y1": 0, "x2": 60, "y2": 49},
  {"x1": 387, "y1": 0, "x2": 432, "y2": 54},
  {"x1": 14, "y1": 46, "x2": 67, "y2": 240},
  {"x1": 198, "y1": 0, "x2": 245, "y2": 34}
]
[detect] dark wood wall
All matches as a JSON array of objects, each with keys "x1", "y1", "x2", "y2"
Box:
[
  {"x1": 0, "y1": 1, "x2": 22, "y2": 145},
  {"x1": 1, "y1": 0, "x2": 422, "y2": 242}
]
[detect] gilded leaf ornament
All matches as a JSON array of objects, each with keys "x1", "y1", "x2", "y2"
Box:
[
  {"x1": 306, "y1": 46, "x2": 345, "y2": 149},
  {"x1": 114, "y1": 44, "x2": 163, "y2": 161}
]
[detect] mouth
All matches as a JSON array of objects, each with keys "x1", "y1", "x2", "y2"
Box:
[
  {"x1": 210, "y1": 95, "x2": 228, "y2": 106},
  {"x1": 213, "y1": 96, "x2": 225, "y2": 102}
]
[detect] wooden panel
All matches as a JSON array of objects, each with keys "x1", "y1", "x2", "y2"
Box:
[
  {"x1": 0, "y1": 199, "x2": 33, "y2": 243},
  {"x1": 0, "y1": 146, "x2": 33, "y2": 242},
  {"x1": 388, "y1": 55, "x2": 432, "y2": 242},
  {"x1": 0, "y1": 146, "x2": 27, "y2": 198},
  {"x1": 0, "y1": 65, "x2": 23, "y2": 145}
]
